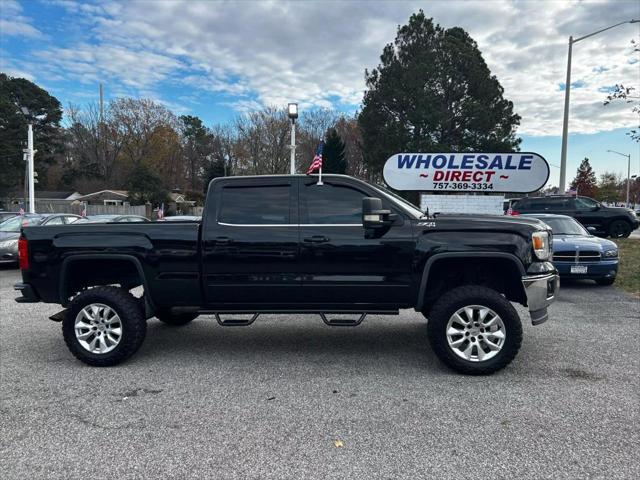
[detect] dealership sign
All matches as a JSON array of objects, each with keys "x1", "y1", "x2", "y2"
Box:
[{"x1": 383, "y1": 152, "x2": 550, "y2": 193}]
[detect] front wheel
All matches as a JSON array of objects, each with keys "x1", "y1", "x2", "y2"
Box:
[
  {"x1": 62, "y1": 286, "x2": 147, "y2": 367},
  {"x1": 609, "y1": 220, "x2": 631, "y2": 238},
  {"x1": 426, "y1": 285, "x2": 522, "y2": 375}
]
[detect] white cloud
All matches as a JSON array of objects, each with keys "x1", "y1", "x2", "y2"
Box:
[
  {"x1": 7, "y1": 0, "x2": 640, "y2": 135},
  {"x1": 0, "y1": 0, "x2": 43, "y2": 38}
]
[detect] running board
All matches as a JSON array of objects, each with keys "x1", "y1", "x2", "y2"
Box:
[
  {"x1": 320, "y1": 313, "x2": 366, "y2": 327},
  {"x1": 215, "y1": 313, "x2": 259, "y2": 326}
]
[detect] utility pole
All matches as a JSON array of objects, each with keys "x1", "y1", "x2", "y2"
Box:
[
  {"x1": 99, "y1": 83, "x2": 104, "y2": 122},
  {"x1": 559, "y1": 36, "x2": 572, "y2": 194},
  {"x1": 558, "y1": 19, "x2": 638, "y2": 194}
]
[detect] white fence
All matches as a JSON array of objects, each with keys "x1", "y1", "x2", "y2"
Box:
[
  {"x1": 86, "y1": 204, "x2": 147, "y2": 216},
  {"x1": 0, "y1": 199, "x2": 148, "y2": 216}
]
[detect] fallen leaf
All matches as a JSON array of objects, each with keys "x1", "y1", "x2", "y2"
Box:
[{"x1": 334, "y1": 440, "x2": 344, "y2": 448}]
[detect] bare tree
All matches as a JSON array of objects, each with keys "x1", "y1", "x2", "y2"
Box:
[
  {"x1": 297, "y1": 108, "x2": 339, "y2": 167},
  {"x1": 110, "y1": 98, "x2": 180, "y2": 168},
  {"x1": 66, "y1": 102, "x2": 124, "y2": 184},
  {"x1": 233, "y1": 107, "x2": 290, "y2": 174}
]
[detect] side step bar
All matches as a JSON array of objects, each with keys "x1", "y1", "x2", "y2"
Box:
[
  {"x1": 207, "y1": 311, "x2": 391, "y2": 327},
  {"x1": 215, "y1": 313, "x2": 259, "y2": 326},
  {"x1": 320, "y1": 313, "x2": 366, "y2": 327}
]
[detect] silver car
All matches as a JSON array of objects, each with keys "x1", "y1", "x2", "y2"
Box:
[{"x1": 0, "y1": 214, "x2": 81, "y2": 266}]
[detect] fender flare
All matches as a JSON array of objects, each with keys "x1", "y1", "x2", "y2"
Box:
[
  {"x1": 59, "y1": 254, "x2": 155, "y2": 316},
  {"x1": 415, "y1": 252, "x2": 526, "y2": 311}
]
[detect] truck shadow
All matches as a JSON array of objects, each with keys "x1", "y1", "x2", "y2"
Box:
[{"x1": 139, "y1": 316, "x2": 442, "y2": 372}]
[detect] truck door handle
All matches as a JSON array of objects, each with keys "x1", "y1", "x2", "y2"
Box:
[
  {"x1": 215, "y1": 236, "x2": 232, "y2": 245},
  {"x1": 303, "y1": 235, "x2": 330, "y2": 244}
]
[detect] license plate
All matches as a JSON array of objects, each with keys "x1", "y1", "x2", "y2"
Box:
[{"x1": 571, "y1": 265, "x2": 588, "y2": 274}]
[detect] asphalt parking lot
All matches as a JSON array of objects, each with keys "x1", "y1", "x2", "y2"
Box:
[{"x1": 1, "y1": 268, "x2": 638, "y2": 479}]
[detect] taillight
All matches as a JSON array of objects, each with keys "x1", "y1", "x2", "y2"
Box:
[
  {"x1": 18, "y1": 237, "x2": 29, "y2": 270},
  {"x1": 510, "y1": 211, "x2": 520, "y2": 216}
]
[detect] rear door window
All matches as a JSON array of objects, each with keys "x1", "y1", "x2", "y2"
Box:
[{"x1": 219, "y1": 185, "x2": 291, "y2": 225}]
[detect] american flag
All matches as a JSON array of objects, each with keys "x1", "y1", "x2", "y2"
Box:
[
  {"x1": 18, "y1": 202, "x2": 25, "y2": 215},
  {"x1": 306, "y1": 141, "x2": 324, "y2": 174}
]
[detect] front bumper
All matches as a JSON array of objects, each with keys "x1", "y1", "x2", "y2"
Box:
[
  {"x1": 522, "y1": 271, "x2": 559, "y2": 325},
  {"x1": 554, "y1": 259, "x2": 618, "y2": 280}
]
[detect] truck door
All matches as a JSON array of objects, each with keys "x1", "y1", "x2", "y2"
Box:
[
  {"x1": 201, "y1": 178, "x2": 300, "y2": 306},
  {"x1": 298, "y1": 177, "x2": 415, "y2": 309}
]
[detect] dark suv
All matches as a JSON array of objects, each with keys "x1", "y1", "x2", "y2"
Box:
[{"x1": 512, "y1": 196, "x2": 639, "y2": 238}]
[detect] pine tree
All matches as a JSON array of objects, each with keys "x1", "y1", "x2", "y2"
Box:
[
  {"x1": 323, "y1": 128, "x2": 347, "y2": 174},
  {"x1": 358, "y1": 11, "x2": 521, "y2": 177},
  {"x1": 570, "y1": 157, "x2": 598, "y2": 197}
]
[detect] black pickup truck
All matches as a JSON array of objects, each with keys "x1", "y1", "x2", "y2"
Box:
[{"x1": 15, "y1": 174, "x2": 559, "y2": 374}]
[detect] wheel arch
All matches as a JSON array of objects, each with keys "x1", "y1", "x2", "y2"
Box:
[
  {"x1": 416, "y1": 252, "x2": 527, "y2": 312},
  {"x1": 59, "y1": 254, "x2": 155, "y2": 316}
]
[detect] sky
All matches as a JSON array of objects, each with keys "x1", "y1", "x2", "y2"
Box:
[{"x1": 1, "y1": 0, "x2": 639, "y2": 188}]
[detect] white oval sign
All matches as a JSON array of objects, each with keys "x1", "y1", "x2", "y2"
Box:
[{"x1": 383, "y1": 152, "x2": 550, "y2": 193}]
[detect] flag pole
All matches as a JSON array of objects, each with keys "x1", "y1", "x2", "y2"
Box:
[{"x1": 317, "y1": 164, "x2": 323, "y2": 185}]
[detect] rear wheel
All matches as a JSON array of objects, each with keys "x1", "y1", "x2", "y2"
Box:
[
  {"x1": 609, "y1": 220, "x2": 631, "y2": 238},
  {"x1": 156, "y1": 311, "x2": 198, "y2": 326},
  {"x1": 426, "y1": 285, "x2": 522, "y2": 375},
  {"x1": 62, "y1": 286, "x2": 146, "y2": 366}
]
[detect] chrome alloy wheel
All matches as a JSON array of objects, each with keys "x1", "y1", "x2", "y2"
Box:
[
  {"x1": 446, "y1": 305, "x2": 506, "y2": 362},
  {"x1": 74, "y1": 303, "x2": 123, "y2": 354}
]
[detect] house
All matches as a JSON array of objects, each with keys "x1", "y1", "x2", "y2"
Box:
[{"x1": 75, "y1": 190, "x2": 130, "y2": 206}]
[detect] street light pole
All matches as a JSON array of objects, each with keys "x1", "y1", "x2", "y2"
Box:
[
  {"x1": 558, "y1": 19, "x2": 638, "y2": 194},
  {"x1": 22, "y1": 124, "x2": 36, "y2": 213},
  {"x1": 607, "y1": 149, "x2": 632, "y2": 206},
  {"x1": 287, "y1": 103, "x2": 299, "y2": 175}
]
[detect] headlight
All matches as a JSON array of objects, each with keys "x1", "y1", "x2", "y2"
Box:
[
  {"x1": 532, "y1": 231, "x2": 550, "y2": 260},
  {"x1": 603, "y1": 249, "x2": 618, "y2": 258}
]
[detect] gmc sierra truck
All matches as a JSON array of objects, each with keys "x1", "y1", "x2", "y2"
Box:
[{"x1": 14, "y1": 175, "x2": 559, "y2": 374}]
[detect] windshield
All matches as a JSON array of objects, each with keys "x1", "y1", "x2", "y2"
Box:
[
  {"x1": 540, "y1": 217, "x2": 588, "y2": 236},
  {"x1": 0, "y1": 216, "x2": 42, "y2": 232},
  {"x1": 369, "y1": 183, "x2": 423, "y2": 219}
]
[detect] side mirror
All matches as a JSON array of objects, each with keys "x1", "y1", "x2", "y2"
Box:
[
  {"x1": 362, "y1": 197, "x2": 391, "y2": 230},
  {"x1": 591, "y1": 205, "x2": 600, "y2": 211}
]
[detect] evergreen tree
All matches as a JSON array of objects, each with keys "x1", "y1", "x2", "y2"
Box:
[
  {"x1": 0, "y1": 73, "x2": 64, "y2": 194},
  {"x1": 322, "y1": 128, "x2": 347, "y2": 174},
  {"x1": 127, "y1": 164, "x2": 169, "y2": 205},
  {"x1": 358, "y1": 11, "x2": 521, "y2": 177},
  {"x1": 570, "y1": 157, "x2": 598, "y2": 197},
  {"x1": 202, "y1": 159, "x2": 226, "y2": 192}
]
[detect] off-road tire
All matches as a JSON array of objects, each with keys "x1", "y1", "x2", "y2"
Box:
[
  {"x1": 596, "y1": 277, "x2": 616, "y2": 286},
  {"x1": 608, "y1": 220, "x2": 631, "y2": 238},
  {"x1": 156, "y1": 312, "x2": 199, "y2": 326},
  {"x1": 426, "y1": 285, "x2": 523, "y2": 375},
  {"x1": 62, "y1": 286, "x2": 147, "y2": 367}
]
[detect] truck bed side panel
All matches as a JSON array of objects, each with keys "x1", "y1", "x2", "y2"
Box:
[{"x1": 21, "y1": 222, "x2": 201, "y2": 308}]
